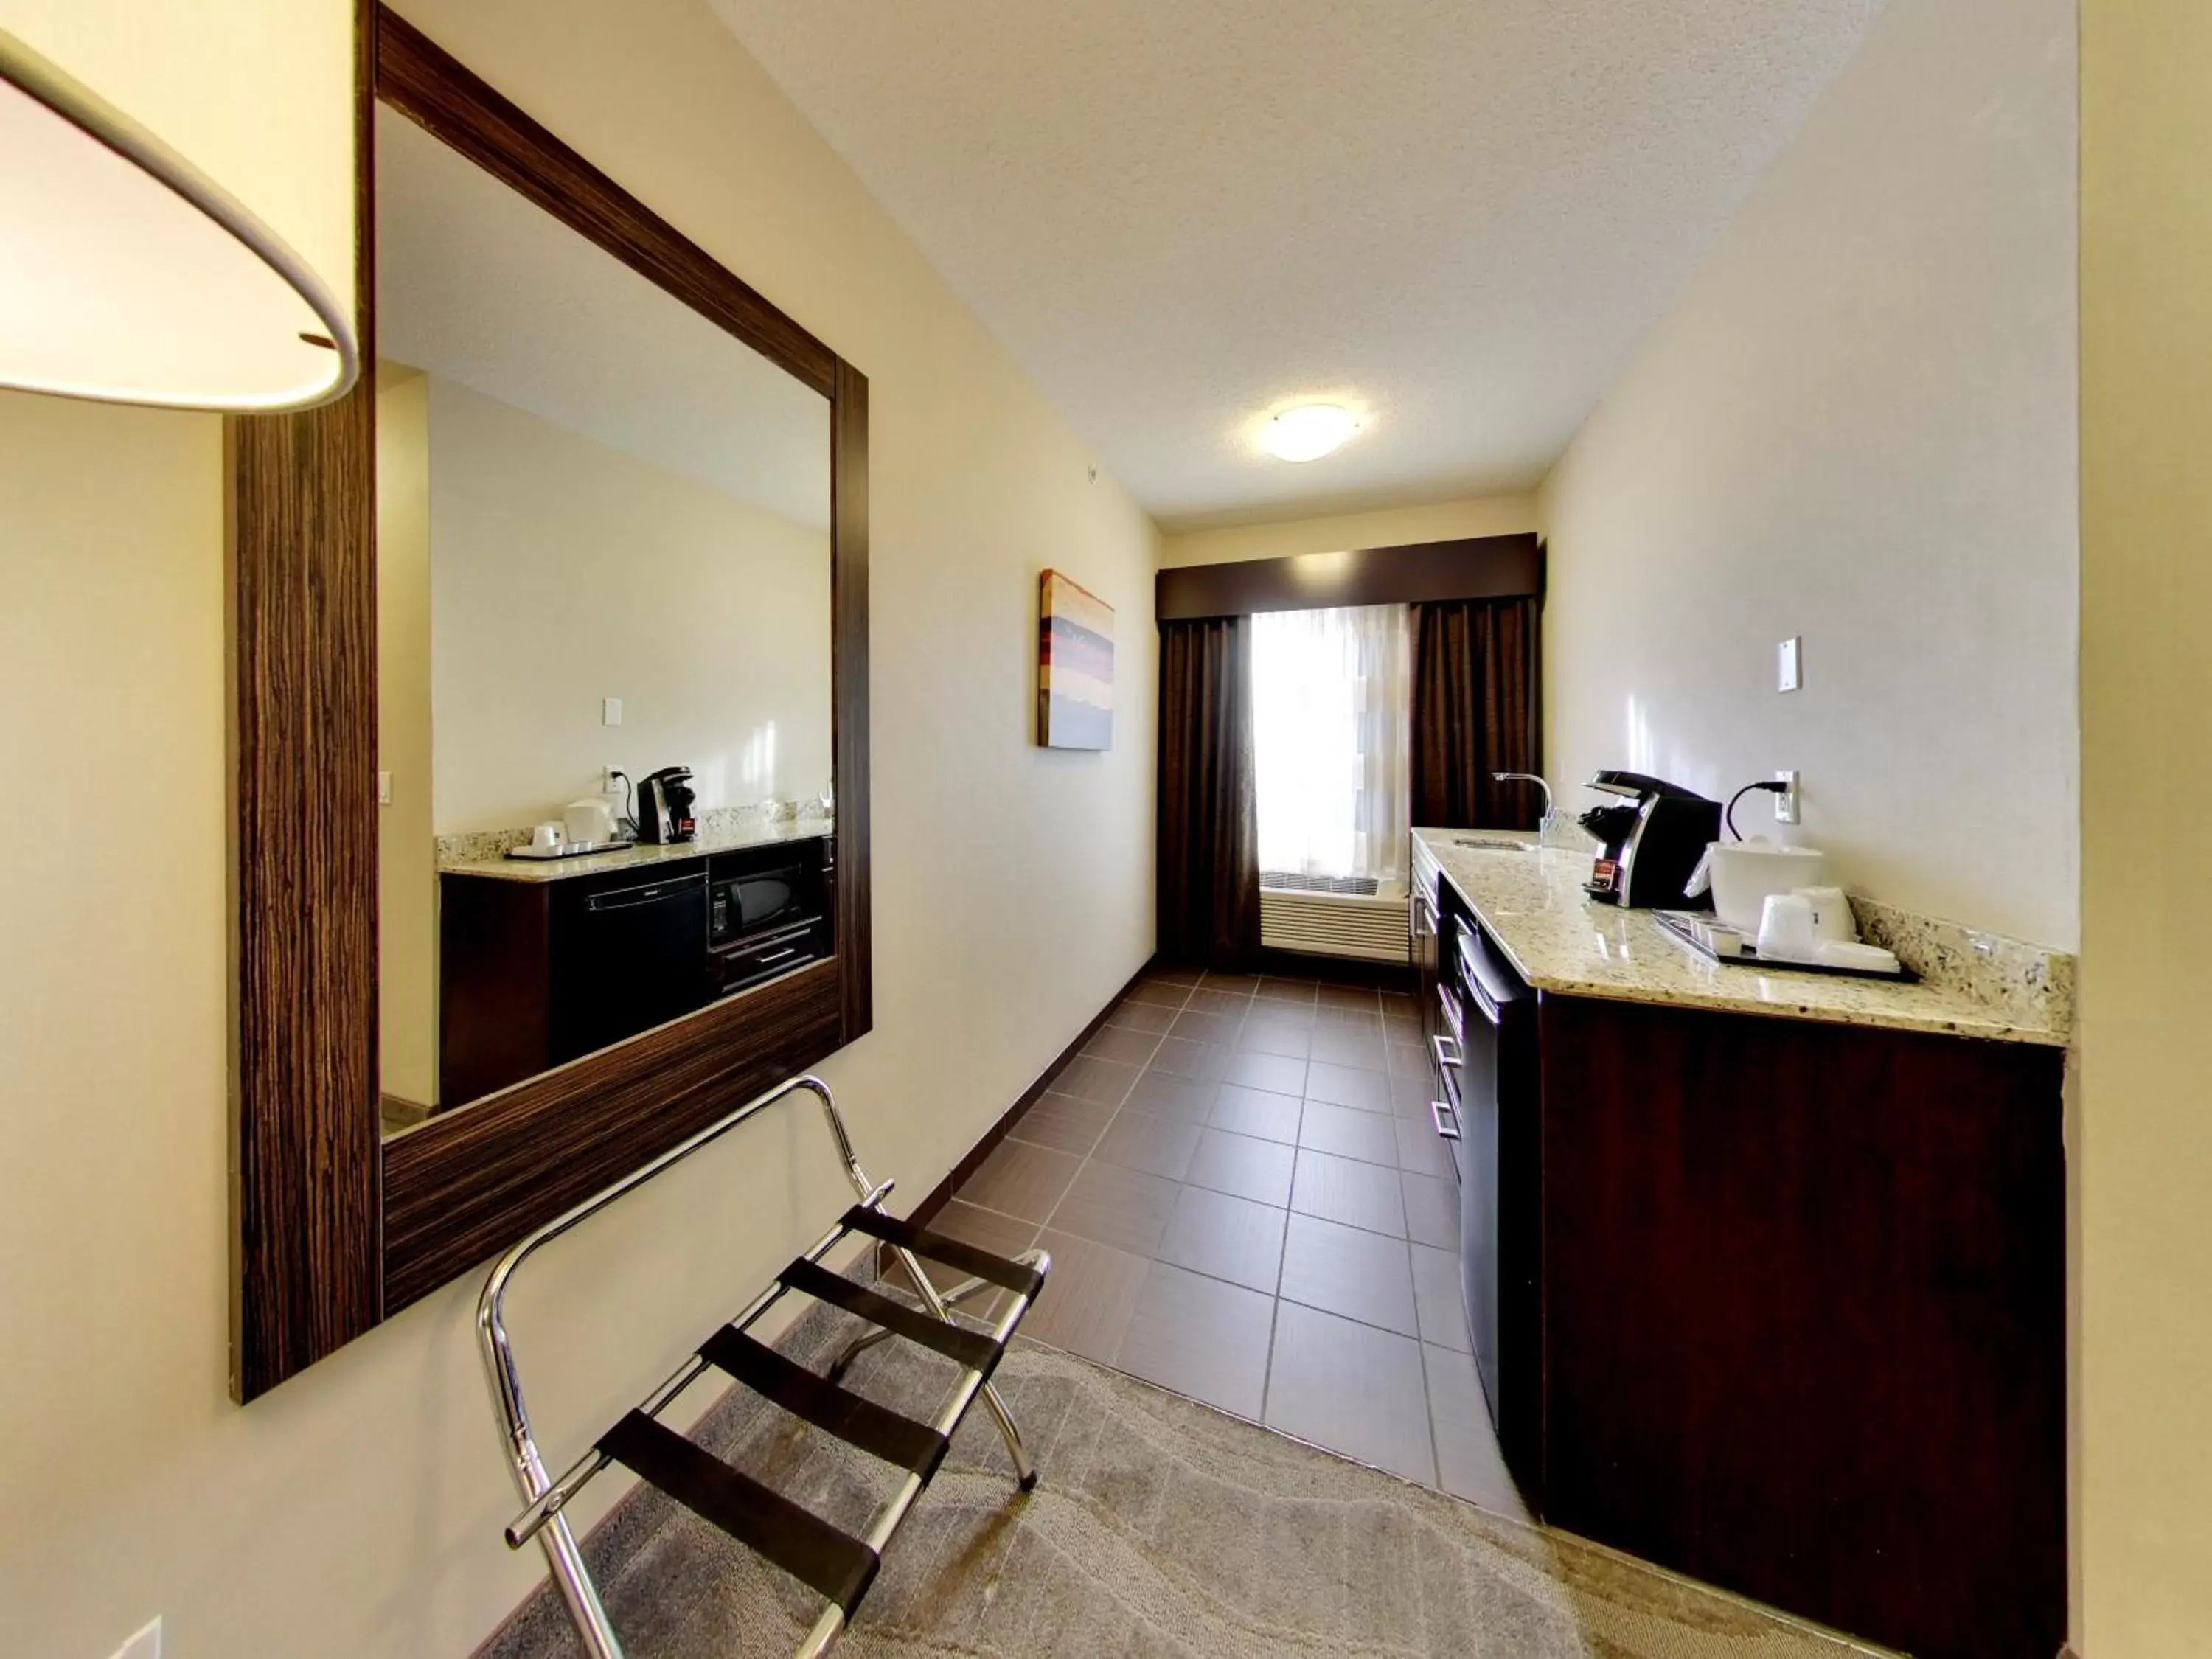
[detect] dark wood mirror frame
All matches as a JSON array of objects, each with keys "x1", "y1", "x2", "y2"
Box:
[{"x1": 229, "y1": 5, "x2": 871, "y2": 1402}]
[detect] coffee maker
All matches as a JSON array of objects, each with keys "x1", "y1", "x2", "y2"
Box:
[
  {"x1": 635, "y1": 765, "x2": 698, "y2": 844},
  {"x1": 1576, "y1": 770, "x2": 1722, "y2": 908}
]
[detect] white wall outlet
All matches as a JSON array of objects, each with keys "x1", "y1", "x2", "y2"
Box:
[
  {"x1": 1778, "y1": 636, "x2": 1803, "y2": 692},
  {"x1": 602, "y1": 697, "x2": 623, "y2": 727},
  {"x1": 108, "y1": 1618, "x2": 161, "y2": 1659},
  {"x1": 375, "y1": 770, "x2": 392, "y2": 806},
  {"x1": 1775, "y1": 769, "x2": 1802, "y2": 825},
  {"x1": 604, "y1": 765, "x2": 622, "y2": 795}
]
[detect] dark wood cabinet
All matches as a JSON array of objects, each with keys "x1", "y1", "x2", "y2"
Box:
[
  {"x1": 1416, "y1": 864, "x2": 2067, "y2": 1659},
  {"x1": 437, "y1": 869, "x2": 557, "y2": 1109},
  {"x1": 1535, "y1": 994, "x2": 2065, "y2": 1659},
  {"x1": 438, "y1": 833, "x2": 832, "y2": 1110}
]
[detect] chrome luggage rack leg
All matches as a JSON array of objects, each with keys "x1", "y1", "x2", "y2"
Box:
[
  {"x1": 477, "y1": 1074, "x2": 1050, "y2": 1659},
  {"x1": 826, "y1": 1273, "x2": 994, "y2": 1380}
]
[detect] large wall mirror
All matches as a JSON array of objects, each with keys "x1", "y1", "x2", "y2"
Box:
[
  {"x1": 374, "y1": 104, "x2": 835, "y2": 1131},
  {"x1": 230, "y1": 7, "x2": 871, "y2": 1399}
]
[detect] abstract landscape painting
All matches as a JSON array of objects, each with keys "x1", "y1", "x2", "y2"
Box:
[{"x1": 1038, "y1": 569, "x2": 1113, "y2": 749}]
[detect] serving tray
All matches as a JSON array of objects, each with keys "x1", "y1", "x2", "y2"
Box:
[
  {"x1": 1654, "y1": 911, "x2": 1918, "y2": 984},
  {"x1": 505, "y1": 838, "x2": 639, "y2": 861}
]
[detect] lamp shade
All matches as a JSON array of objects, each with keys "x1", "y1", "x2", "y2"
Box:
[{"x1": 0, "y1": 2, "x2": 358, "y2": 411}]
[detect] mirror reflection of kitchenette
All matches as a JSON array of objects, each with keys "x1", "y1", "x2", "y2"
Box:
[{"x1": 373, "y1": 105, "x2": 834, "y2": 1135}]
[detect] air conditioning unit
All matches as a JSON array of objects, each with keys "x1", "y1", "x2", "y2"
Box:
[{"x1": 1259, "y1": 872, "x2": 1410, "y2": 964}]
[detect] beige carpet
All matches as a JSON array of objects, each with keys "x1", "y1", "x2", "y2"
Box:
[{"x1": 479, "y1": 1327, "x2": 1878, "y2": 1659}]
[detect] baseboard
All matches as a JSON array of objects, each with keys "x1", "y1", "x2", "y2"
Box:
[
  {"x1": 908, "y1": 957, "x2": 1156, "y2": 1227},
  {"x1": 1248, "y1": 945, "x2": 1415, "y2": 991}
]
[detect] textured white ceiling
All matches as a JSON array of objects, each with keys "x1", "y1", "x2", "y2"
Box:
[
  {"x1": 708, "y1": 0, "x2": 1883, "y2": 529},
  {"x1": 375, "y1": 106, "x2": 830, "y2": 529}
]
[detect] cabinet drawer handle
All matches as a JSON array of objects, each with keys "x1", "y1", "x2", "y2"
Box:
[
  {"x1": 1430, "y1": 1099, "x2": 1462, "y2": 1141},
  {"x1": 1461, "y1": 965, "x2": 1503, "y2": 1028},
  {"x1": 754, "y1": 947, "x2": 799, "y2": 966},
  {"x1": 1431, "y1": 1033, "x2": 1464, "y2": 1071}
]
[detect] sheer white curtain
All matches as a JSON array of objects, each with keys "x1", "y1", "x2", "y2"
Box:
[{"x1": 1251, "y1": 603, "x2": 1413, "y2": 884}]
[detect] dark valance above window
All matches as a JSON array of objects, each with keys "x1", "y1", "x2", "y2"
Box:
[{"x1": 1154, "y1": 533, "x2": 1543, "y2": 623}]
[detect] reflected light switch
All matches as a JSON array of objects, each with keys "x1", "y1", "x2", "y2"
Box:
[{"x1": 602, "y1": 698, "x2": 623, "y2": 727}]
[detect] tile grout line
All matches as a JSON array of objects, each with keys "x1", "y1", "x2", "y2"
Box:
[
  {"x1": 1030, "y1": 979, "x2": 1192, "y2": 1242},
  {"x1": 976, "y1": 971, "x2": 1462, "y2": 1402},
  {"x1": 970, "y1": 968, "x2": 1486, "y2": 1503},
  {"x1": 974, "y1": 1151, "x2": 1436, "y2": 1344},
  {"x1": 1413, "y1": 1343, "x2": 1445, "y2": 1489},
  {"x1": 1049, "y1": 981, "x2": 1259, "y2": 1365},
  {"x1": 1398, "y1": 1228, "x2": 1444, "y2": 1487},
  {"x1": 1257, "y1": 1287, "x2": 1286, "y2": 1430},
  {"x1": 1053, "y1": 975, "x2": 1195, "y2": 1175}
]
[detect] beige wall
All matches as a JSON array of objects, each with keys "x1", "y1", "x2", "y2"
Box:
[
  {"x1": 377, "y1": 375, "x2": 438, "y2": 1107},
  {"x1": 0, "y1": 3, "x2": 1158, "y2": 1655},
  {"x1": 2078, "y1": 0, "x2": 2212, "y2": 1650},
  {"x1": 1158, "y1": 492, "x2": 1538, "y2": 568},
  {"x1": 423, "y1": 375, "x2": 833, "y2": 833},
  {"x1": 1537, "y1": 0, "x2": 2079, "y2": 949}
]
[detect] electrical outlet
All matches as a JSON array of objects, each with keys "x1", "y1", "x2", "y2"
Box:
[
  {"x1": 108, "y1": 1618, "x2": 161, "y2": 1659},
  {"x1": 1778, "y1": 636, "x2": 1803, "y2": 692},
  {"x1": 602, "y1": 697, "x2": 623, "y2": 727},
  {"x1": 1775, "y1": 769, "x2": 1802, "y2": 825}
]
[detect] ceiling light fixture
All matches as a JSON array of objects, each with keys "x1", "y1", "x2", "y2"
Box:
[
  {"x1": 1260, "y1": 403, "x2": 1360, "y2": 462},
  {"x1": 0, "y1": 7, "x2": 359, "y2": 411}
]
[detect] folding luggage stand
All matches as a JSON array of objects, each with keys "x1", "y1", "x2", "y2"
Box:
[{"x1": 477, "y1": 1074, "x2": 1051, "y2": 1659}]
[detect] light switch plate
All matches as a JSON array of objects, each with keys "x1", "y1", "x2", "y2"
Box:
[
  {"x1": 1778, "y1": 636, "x2": 1803, "y2": 692},
  {"x1": 1775, "y1": 769, "x2": 1801, "y2": 825},
  {"x1": 108, "y1": 1618, "x2": 161, "y2": 1659},
  {"x1": 376, "y1": 770, "x2": 392, "y2": 806},
  {"x1": 602, "y1": 697, "x2": 623, "y2": 727}
]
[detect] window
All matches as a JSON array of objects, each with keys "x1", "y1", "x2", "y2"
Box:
[{"x1": 1251, "y1": 603, "x2": 1413, "y2": 885}]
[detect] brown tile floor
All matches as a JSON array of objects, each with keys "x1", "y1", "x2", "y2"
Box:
[{"x1": 933, "y1": 965, "x2": 1529, "y2": 1520}]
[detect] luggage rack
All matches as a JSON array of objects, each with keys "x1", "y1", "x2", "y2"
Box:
[{"x1": 478, "y1": 1074, "x2": 1051, "y2": 1659}]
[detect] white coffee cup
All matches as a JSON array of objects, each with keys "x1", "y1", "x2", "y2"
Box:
[
  {"x1": 531, "y1": 821, "x2": 563, "y2": 849},
  {"x1": 1798, "y1": 885, "x2": 1857, "y2": 943},
  {"x1": 1757, "y1": 892, "x2": 1820, "y2": 963}
]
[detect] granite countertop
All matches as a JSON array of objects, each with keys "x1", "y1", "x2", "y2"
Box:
[
  {"x1": 439, "y1": 817, "x2": 832, "y2": 884},
  {"x1": 1413, "y1": 827, "x2": 2067, "y2": 1047}
]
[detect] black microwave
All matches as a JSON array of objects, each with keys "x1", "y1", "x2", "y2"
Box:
[{"x1": 709, "y1": 863, "x2": 808, "y2": 948}]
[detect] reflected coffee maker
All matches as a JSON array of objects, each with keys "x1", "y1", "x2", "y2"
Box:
[
  {"x1": 635, "y1": 765, "x2": 698, "y2": 844},
  {"x1": 1577, "y1": 770, "x2": 1721, "y2": 908}
]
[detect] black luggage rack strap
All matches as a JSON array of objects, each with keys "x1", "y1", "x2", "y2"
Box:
[{"x1": 479, "y1": 1077, "x2": 1051, "y2": 1659}]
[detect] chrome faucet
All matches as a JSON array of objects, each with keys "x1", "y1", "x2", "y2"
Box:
[{"x1": 1492, "y1": 772, "x2": 1557, "y2": 844}]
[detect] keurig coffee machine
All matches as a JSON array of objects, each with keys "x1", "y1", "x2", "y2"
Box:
[
  {"x1": 635, "y1": 765, "x2": 698, "y2": 844},
  {"x1": 1576, "y1": 770, "x2": 1722, "y2": 908}
]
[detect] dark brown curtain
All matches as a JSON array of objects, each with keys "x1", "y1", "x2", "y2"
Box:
[
  {"x1": 1411, "y1": 597, "x2": 1543, "y2": 830},
  {"x1": 1157, "y1": 616, "x2": 1261, "y2": 969}
]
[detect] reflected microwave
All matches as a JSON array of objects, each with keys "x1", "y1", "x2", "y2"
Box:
[{"x1": 709, "y1": 863, "x2": 809, "y2": 948}]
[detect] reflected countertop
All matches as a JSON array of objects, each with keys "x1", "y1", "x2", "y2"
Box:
[
  {"x1": 1413, "y1": 827, "x2": 2066, "y2": 1047},
  {"x1": 439, "y1": 816, "x2": 833, "y2": 884}
]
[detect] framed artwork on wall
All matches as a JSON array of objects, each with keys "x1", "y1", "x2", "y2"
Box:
[{"x1": 1037, "y1": 569, "x2": 1114, "y2": 750}]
